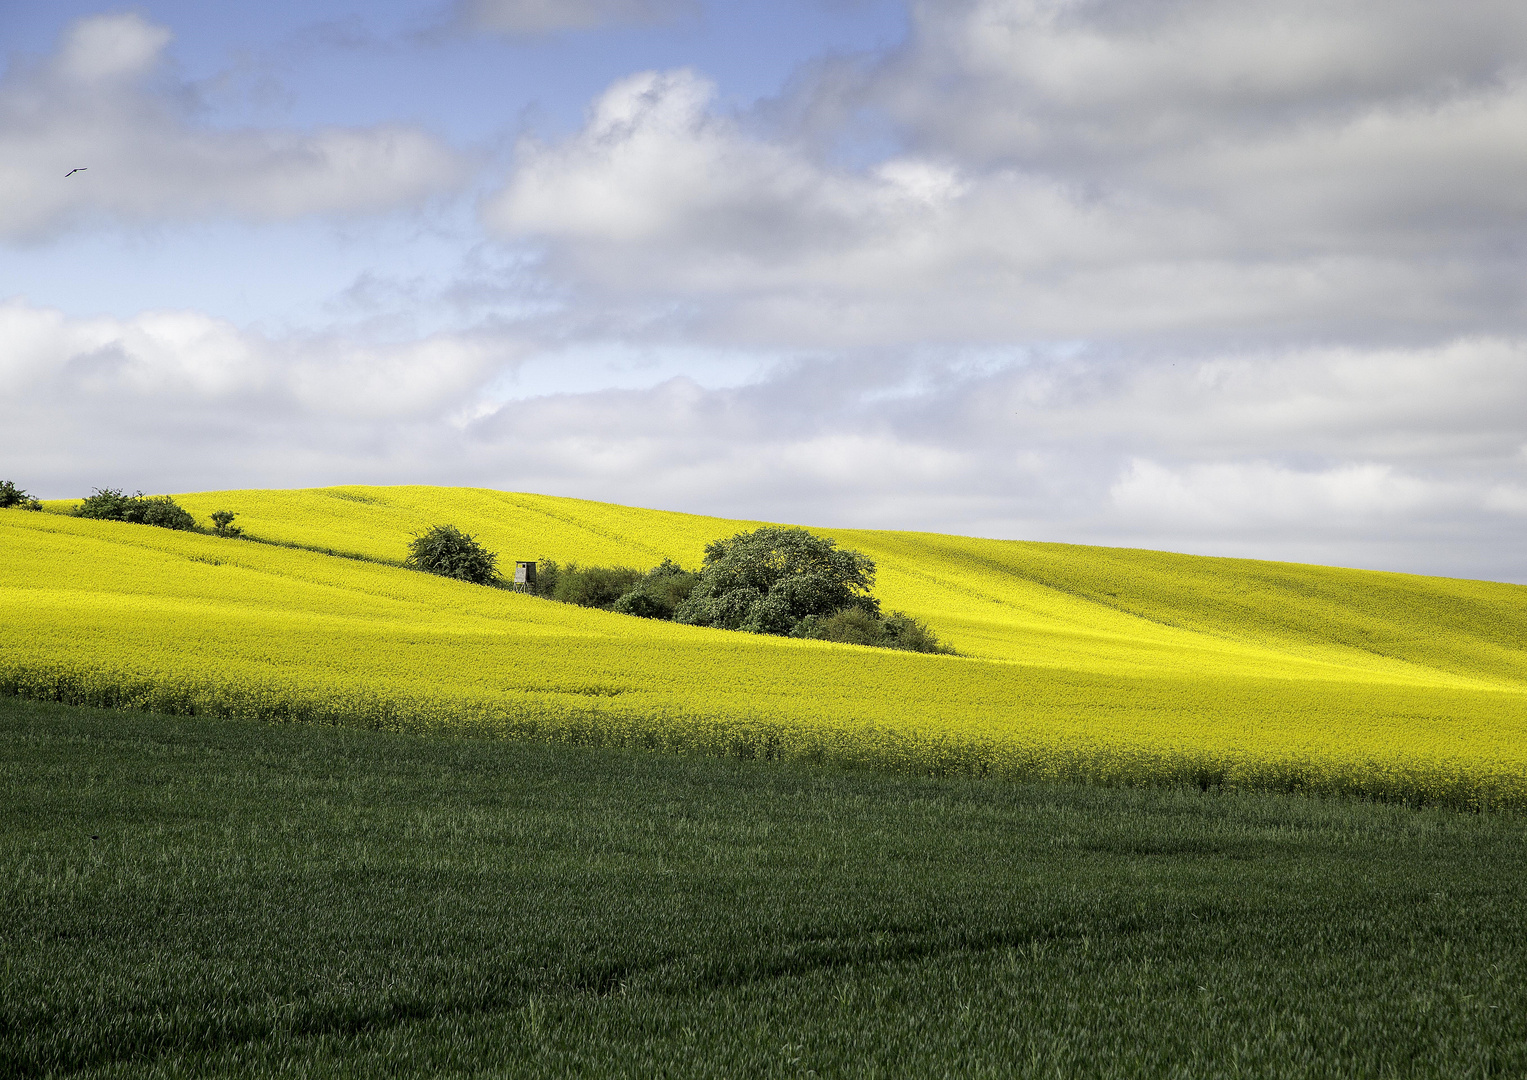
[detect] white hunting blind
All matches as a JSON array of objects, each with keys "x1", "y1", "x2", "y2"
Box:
[{"x1": 514, "y1": 561, "x2": 537, "y2": 586}]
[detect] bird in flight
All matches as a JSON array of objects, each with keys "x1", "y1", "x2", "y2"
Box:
[{"x1": 65, "y1": 168, "x2": 87, "y2": 177}]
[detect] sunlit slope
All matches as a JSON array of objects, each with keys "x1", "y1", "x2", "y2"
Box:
[
  {"x1": 5, "y1": 508, "x2": 1527, "y2": 805},
  {"x1": 163, "y1": 485, "x2": 1527, "y2": 690}
]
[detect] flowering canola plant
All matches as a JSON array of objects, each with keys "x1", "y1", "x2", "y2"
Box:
[{"x1": 8, "y1": 486, "x2": 1527, "y2": 807}]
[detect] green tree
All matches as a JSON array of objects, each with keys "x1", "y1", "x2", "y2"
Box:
[
  {"x1": 0, "y1": 481, "x2": 41, "y2": 510},
  {"x1": 405, "y1": 524, "x2": 500, "y2": 585},
  {"x1": 675, "y1": 527, "x2": 878, "y2": 635},
  {"x1": 210, "y1": 511, "x2": 244, "y2": 537}
]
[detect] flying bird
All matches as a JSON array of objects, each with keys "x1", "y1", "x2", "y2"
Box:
[{"x1": 65, "y1": 168, "x2": 87, "y2": 177}]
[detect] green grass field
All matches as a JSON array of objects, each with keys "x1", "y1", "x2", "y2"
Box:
[{"x1": 4, "y1": 694, "x2": 1524, "y2": 1078}]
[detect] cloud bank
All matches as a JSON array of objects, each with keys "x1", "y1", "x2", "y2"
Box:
[
  {"x1": 5, "y1": 294, "x2": 1525, "y2": 579},
  {"x1": 0, "y1": 14, "x2": 468, "y2": 241},
  {"x1": 455, "y1": 0, "x2": 692, "y2": 36}
]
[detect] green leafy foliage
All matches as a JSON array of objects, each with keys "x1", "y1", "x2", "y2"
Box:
[
  {"x1": 529, "y1": 532, "x2": 948, "y2": 651},
  {"x1": 792, "y1": 607, "x2": 955, "y2": 654},
  {"x1": 552, "y1": 563, "x2": 644, "y2": 608},
  {"x1": 676, "y1": 526, "x2": 878, "y2": 635},
  {"x1": 0, "y1": 481, "x2": 41, "y2": 510},
  {"x1": 611, "y1": 559, "x2": 699, "y2": 619},
  {"x1": 404, "y1": 524, "x2": 499, "y2": 585},
  {"x1": 73, "y1": 488, "x2": 196, "y2": 531},
  {"x1": 529, "y1": 558, "x2": 560, "y2": 598},
  {"x1": 210, "y1": 510, "x2": 244, "y2": 538}
]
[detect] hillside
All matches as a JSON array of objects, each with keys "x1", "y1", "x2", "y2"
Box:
[{"x1": 7, "y1": 485, "x2": 1527, "y2": 805}]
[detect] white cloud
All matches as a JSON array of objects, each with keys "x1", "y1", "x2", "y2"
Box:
[
  {"x1": 890, "y1": 0, "x2": 1527, "y2": 160},
  {"x1": 478, "y1": 1, "x2": 1527, "y2": 349},
  {"x1": 0, "y1": 14, "x2": 469, "y2": 242},
  {"x1": 1109, "y1": 459, "x2": 1443, "y2": 532},
  {"x1": 457, "y1": 0, "x2": 691, "y2": 35},
  {"x1": 5, "y1": 295, "x2": 1527, "y2": 579},
  {"x1": 0, "y1": 298, "x2": 501, "y2": 418}
]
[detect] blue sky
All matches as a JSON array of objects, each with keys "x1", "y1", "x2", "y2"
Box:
[
  {"x1": 4, "y1": 0, "x2": 1527, "y2": 581},
  {"x1": 0, "y1": 1, "x2": 907, "y2": 326}
]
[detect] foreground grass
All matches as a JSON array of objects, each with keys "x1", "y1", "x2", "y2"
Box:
[{"x1": 3, "y1": 696, "x2": 1525, "y2": 1078}]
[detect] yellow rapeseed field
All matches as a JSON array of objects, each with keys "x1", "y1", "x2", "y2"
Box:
[{"x1": 7, "y1": 485, "x2": 1527, "y2": 806}]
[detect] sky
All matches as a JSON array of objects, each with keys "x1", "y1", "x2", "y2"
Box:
[{"x1": 3, "y1": 0, "x2": 1526, "y2": 582}]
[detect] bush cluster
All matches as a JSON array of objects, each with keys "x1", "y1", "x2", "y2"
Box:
[
  {"x1": 73, "y1": 488, "x2": 196, "y2": 531},
  {"x1": 530, "y1": 527, "x2": 952, "y2": 655},
  {"x1": 11, "y1": 479, "x2": 244, "y2": 537}
]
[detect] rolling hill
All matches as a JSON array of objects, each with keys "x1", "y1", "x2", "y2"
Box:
[{"x1": 5, "y1": 485, "x2": 1526, "y2": 806}]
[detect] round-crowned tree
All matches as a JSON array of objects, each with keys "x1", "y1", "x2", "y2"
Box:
[
  {"x1": 405, "y1": 524, "x2": 500, "y2": 585},
  {"x1": 674, "y1": 526, "x2": 877, "y2": 635}
]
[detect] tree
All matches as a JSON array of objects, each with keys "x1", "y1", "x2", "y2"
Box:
[
  {"x1": 404, "y1": 524, "x2": 500, "y2": 585},
  {"x1": 210, "y1": 511, "x2": 244, "y2": 537},
  {"x1": 0, "y1": 481, "x2": 40, "y2": 510},
  {"x1": 675, "y1": 526, "x2": 878, "y2": 635}
]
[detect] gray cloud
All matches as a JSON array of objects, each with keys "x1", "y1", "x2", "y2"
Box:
[
  {"x1": 480, "y1": 1, "x2": 1527, "y2": 348},
  {"x1": 0, "y1": 13, "x2": 470, "y2": 242},
  {"x1": 455, "y1": 0, "x2": 693, "y2": 36},
  {"x1": 4, "y1": 296, "x2": 1525, "y2": 581}
]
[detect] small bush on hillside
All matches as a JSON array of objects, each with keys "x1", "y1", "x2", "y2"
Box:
[
  {"x1": 0, "y1": 481, "x2": 41, "y2": 510},
  {"x1": 73, "y1": 489, "x2": 196, "y2": 531},
  {"x1": 210, "y1": 510, "x2": 244, "y2": 538},
  {"x1": 405, "y1": 524, "x2": 499, "y2": 585}
]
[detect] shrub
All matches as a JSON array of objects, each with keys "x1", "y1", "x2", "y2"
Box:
[
  {"x1": 881, "y1": 612, "x2": 953, "y2": 654},
  {"x1": 404, "y1": 524, "x2": 499, "y2": 585},
  {"x1": 73, "y1": 488, "x2": 137, "y2": 521},
  {"x1": 210, "y1": 511, "x2": 244, "y2": 538},
  {"x1": 611, "y1": 559, "x2": 699, "y2": 620},
  {"x1": 136, "y1": 498, "x2": 197, "y2": 531},
  {"x1": 0, "y1": 481, "x2": 41, "y2": 510},
  {"x1": 792, "y1": 608, "x2": 955, "y2": 655},
  {"x1": 793, "y1": 606, "x2": 886, "y2": 647},
  {"x1": 553, "y1": 564, "x2": 644, "y2": 609},
  {"x1": 530, "y1": 559, "x2": 560, "y2": 598},
  {"x1": 73, "y1": 489, "x2": 196, "y2": 531}
]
